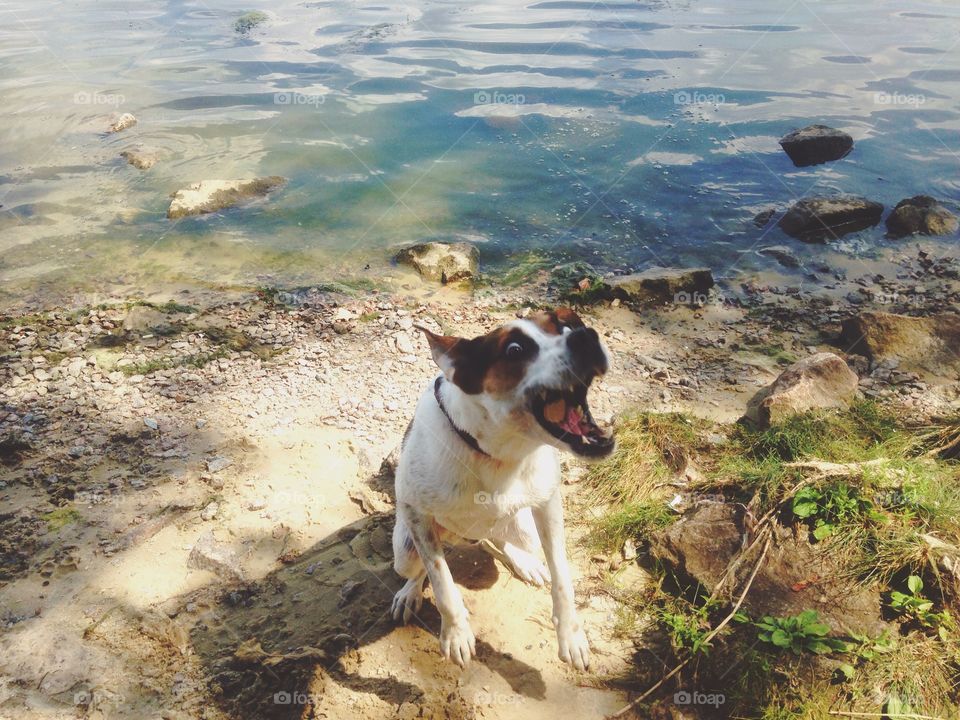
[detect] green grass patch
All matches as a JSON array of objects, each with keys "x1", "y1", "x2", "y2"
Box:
[{"x1": 43, "y1": 507, "x2": 81, "y2": 531}]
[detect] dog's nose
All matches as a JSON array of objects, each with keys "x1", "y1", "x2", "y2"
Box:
[{"x1": 566, "y1": 326, "x2": 608, "y2": 378}]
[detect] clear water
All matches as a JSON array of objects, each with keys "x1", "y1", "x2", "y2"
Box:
[{"x1": 1, "y1": 0, "x2": 958, "y2": 305}]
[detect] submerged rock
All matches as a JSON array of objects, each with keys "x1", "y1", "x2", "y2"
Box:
[
  {"x1": 778, "y1": 124, "x2": 853, "y2": 167},
  {"x1": 108, "y1": 113, "x2": 137, "y2": 134},
  {"x1": 778, "y1": 196, "x2": 883, "y2": 242},
  {"x1": 167, "y1": 177, "x2": 286, "y2": 219},
  {"x1": 840, "y1": 311, "x2": 960, "y2": 379},
  {"x1": 886, "y1": 195, "x2": 958, "y2": 238},
  {"x1": 120, "y1": 146, "x2": 160, "y2": 170},
  {"x1": 758, "y1": 245, "x2": 800, "y2": 268},
  {"x1": 607, "y1": 267, "x2": 714, "y2": 305},
  {"x1": 394, "y1": 241, "x2": 479, "y2": 284},
  {"x1": 744, "y1": 352, "x2": 859, "y2": 428},
  {"x1": 234, "y1": 10, "x2": 268, "y2": 34},
  {"x1": 650, "y1": 503, "x2": 887, "y2": 637}
]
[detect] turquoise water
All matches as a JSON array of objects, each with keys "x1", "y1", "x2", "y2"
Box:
[{"x1": 1, "y1": 0, "x2": 958, "y2": 304}]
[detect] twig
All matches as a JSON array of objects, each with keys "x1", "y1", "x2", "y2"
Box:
[
  {"x1": 607, "y1": 535, "x2": 772, "y2": 719},
  {"x1": 828, "y1": 711, "x2": 944, "y2": 720},
  {"x1": 784, "y1": 459, "x2": 887, "y2": 476}
]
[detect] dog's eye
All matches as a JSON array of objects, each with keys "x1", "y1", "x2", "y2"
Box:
[{"x1": 505, "y1": 342, "x2": 525, "y2": 359}]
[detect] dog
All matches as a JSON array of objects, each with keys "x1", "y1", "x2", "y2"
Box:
[{"x1": 391, "y1": 308, "x2": 614, "y2": 669}]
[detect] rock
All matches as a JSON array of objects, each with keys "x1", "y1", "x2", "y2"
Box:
[
  {"x1": 108, "y1": 113, "x2": 137, "y2": 133},
  {"x1": 840, "y1": 311, "x2": 960, "y2": 379},
  {"x1": 167, "y1": 177, "x2": 286, "y2": 219},
  {"x1": 778, "y1": 196, "x2": 883, "y2": 242},
  {"x1": 758, "y1": 245, "x2": 800, "y2": 268},
  {"x1": 187, "y1": 532, "x2": 244, "y2": 581},
  {"x1": 206, "y1": 455, "x2": 233, "y2": 473},
  {"x1": 753, "y1": 208, "x2": 776, "y2": 227},
  {"x1": 650, "y1": 503, "x2": 886, "y2": 637},
  {"x1": 744, "y1": 353, "x2": 859, "y2": 427},
  {"x1": 885, "y1": 195, "x2": 958, "y2": 238},
  {"x1": 120, "y1": 146, "x2": 160, "y2": 170},
  {"x1": 607, "y1": 267, "x2": 715, "y2": 305},
  {"x1": 394, "y1": 242, "x2": 479, "y2": 284},
  {"x1": 122, "y1": 305, "x2": 167, "y2": 332},
  {"x1": 234, "y1": 10, "x2": 268, "y2": 33},
  {"x1": 200, "y1": 502, "x2": 219, "y2": 521},
  {"x1": 778, "y1": 125, "x2": 853, "y2": 167}
]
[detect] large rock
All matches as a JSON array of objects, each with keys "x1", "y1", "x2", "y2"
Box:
[
  {"x1": 394, "y1": 241, "x2": 479, "y2": 284},
  {"x1": 188, "y1": 531, "x2": 244, "y2": 582},
  {"x1": 167, "y1": 177, "x2": 286, "y2": 219},
  {"x1": 650, "y1": 503, "x2": 886, "y2": 637},
  {"x1": 744, "y1": 353, "x2": 859, "y2": 428},
  {"x1": 840, "y1": 311, "x2": 960, "y2": 379},
  {"x1": 607, "y1": 267, "x2": 714, "y2": 305},
  {"x1": 779, "y1": 125, "x2": 853, "y2": 167},
  {"x1": 778, "y1": 196, "x2": 883, "y2": 242},
  {"x1": 886, "y1": 195, "x2": 958, "y2": 238}
]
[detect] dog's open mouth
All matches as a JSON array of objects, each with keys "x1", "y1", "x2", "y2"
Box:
[{"x1": 530, "y1": 384, "x2": 614, "y2": 457}]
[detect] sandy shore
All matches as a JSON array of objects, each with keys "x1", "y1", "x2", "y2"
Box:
[{"x1": 1, "y1": 254, "x2": 958, "y2": 719}]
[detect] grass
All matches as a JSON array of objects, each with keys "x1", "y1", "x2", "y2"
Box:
[
  {"x1": 43, "y1": 507, "x2": 81, "y2": 531},
  {"x1": 585, "y1": 411, "x2": 706, "y2": 505},
  {"x1": 590, "y1": 401, "x2": 960, "y2": 717}
]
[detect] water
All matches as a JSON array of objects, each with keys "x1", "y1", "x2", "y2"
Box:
[{"x1": 1, "y1": 0, "x2": 959, "y2": 306}]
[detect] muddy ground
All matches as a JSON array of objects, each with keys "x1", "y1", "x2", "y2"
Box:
[{"x1": 1, "y1": 249, "x2": 958, "y2": 720}]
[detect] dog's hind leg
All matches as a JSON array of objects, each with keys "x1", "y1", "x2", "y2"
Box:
[
  {"x1": 391, "y1": 510, "x2": 426, "y2": 624},
  {"x1": 488, "y1": 507, "x2": 551, "y2": 587}
]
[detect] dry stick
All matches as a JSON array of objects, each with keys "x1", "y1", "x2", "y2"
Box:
[
  {"x1": 828, "y1": 712, "x2": 944, "y2": 720},
  {"x1": 607, "y1": 534, "x2": 773, "y2": 719}
]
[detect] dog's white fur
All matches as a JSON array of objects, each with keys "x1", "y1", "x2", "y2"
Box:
[{"x1": 391, "y1": 318, "x2": 609, "y2": 669}]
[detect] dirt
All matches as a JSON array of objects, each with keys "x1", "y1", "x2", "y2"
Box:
[{"x1": 1, "y1": 254, "x2": 959, "y2": 719}]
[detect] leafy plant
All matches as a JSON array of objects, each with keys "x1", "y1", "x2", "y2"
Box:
[
  {"x1": 791, "y1": 483, "x2": 885, "y2": 540},
  {"x1": 754, "y1": 610, "x2": 849, "y2": 655},
  {"x1": 658, "y1": 600, "x2": 716, "y2": 656},
  {"x1": 889, "y1": 575, "x2": 953, "y2": 638}
]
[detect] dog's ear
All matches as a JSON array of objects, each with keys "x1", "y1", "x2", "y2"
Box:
[{"x1": 415, "y1": 325, "x2": 467, "y2": 376}]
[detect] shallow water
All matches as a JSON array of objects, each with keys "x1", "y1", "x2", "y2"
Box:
[{"x1": 1, "y1": 0, "x2": 958, "y2": 306}]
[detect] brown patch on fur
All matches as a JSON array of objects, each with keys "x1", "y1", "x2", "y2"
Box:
[
  {"x1": 529, "y1": 307, "x2": 584, "y2": 335},
  {"x1": 419, "y1": 325, "x2": 539, "y2": 395}
]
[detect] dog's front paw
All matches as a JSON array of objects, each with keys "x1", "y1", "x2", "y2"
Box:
[
  {"x1": 440, "y1": 618, "x2": 476, "y2": 667},
  {"x1": 557, "y1": 621, "x2": 590, "y2": 671},
  {"x1": 391, "y1": 579, "x2": 424, "y2": 624}
]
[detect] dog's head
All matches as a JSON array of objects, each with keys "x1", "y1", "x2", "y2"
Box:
[{"x1": 418, "y1": 308, "x2": 614, "y2": 458}]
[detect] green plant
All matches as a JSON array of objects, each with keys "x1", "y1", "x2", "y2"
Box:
[
  {"x1": 753, "y1": 610, "x2": 849, "y2": 656},
  {"x1": 659, "y1": 604, "x2": 713, "y2": 656},
  {"x1": 791, "y1": 483, "x2": 886, "y2": 540},
  {"x1": 889, "y1": 576, "x2": 953, "y2": 638}
]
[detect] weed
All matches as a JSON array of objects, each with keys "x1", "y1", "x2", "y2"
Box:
[{"x1": 750, "y1": 610, "x2": 849, "y2": 656}]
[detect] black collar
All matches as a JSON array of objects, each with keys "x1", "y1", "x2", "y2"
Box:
[{"x1": 434, "y1": 376, "x2": 491, "y2": 459}]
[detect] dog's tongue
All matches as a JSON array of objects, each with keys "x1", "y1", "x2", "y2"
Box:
[{"x1": 560, "y1": 406, "x2": 587, "y2": 436}]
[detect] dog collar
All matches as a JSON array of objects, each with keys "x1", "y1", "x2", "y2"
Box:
[{"x1": 434, "y1": 376, "x2": 491, "y2": 459}]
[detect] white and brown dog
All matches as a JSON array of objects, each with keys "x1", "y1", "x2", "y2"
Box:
[{"x1": 391, "y1": 308, "x2": 614, "y2": 670}]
